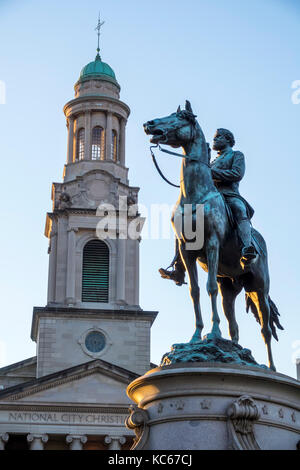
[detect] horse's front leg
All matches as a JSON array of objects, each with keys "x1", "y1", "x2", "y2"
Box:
[
  {"x1": 205, "y1": 236, "x2": 222, "y2": 338},
  {"x1": 179, "y1": 241, "x2": 203, "y2": 342}
]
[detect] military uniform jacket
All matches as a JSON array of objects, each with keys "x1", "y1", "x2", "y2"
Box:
[{"x1": 210, "y1": 149, "x2": 254, "y2": 219}]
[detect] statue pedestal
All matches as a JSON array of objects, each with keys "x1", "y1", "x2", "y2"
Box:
[{"x1": 126, "y1": 363, "x2": 300, "y2": 450}]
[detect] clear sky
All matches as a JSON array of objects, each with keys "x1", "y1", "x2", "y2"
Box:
[{"x1": 0, "y1": 0, "x2": 299, "y2": 377}]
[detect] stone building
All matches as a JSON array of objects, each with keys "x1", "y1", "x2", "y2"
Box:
[{"x1": 0, "y1": 49, "x2": 157, "y2": 450}]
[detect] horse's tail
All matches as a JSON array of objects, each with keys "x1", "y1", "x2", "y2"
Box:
[{"x1": 245, "y1": 294, "x2": 284, "y2": 341}]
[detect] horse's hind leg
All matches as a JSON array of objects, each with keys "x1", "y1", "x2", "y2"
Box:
[
  {"x1": 218, "y1": 277, "x2": 242, "y2": 343},
  {"x1": 249, "y1": 290, "x2": 275, "y2": 371},
  {"x1": 179, "y1": 242, "x2": 203, "y2": 342}
]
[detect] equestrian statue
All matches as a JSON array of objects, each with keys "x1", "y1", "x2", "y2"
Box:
[{"x1": 144, "y1": 101, "x2": 283, "y2": 371}]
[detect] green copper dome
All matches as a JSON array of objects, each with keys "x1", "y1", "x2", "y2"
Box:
[{"x1": 79, "y1": 54, "x2": 117, "y2": 83}]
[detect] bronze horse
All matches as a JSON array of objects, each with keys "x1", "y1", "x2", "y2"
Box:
[{"x1": 144, "y1": 101, "x2": 283, "y2": 370}]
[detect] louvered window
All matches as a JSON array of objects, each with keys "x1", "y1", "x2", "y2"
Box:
[{"x1": 82, "y1": 240, "x2": 109, "y2": 303}]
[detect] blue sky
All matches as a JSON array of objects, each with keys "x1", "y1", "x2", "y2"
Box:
[{"x1": 0, "y1": 0, "x2": 299, "y2": 377}]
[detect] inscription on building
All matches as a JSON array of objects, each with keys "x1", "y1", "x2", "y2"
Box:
[{"x1": 7, "y1": 412, "x2": 126, "y2": 425}]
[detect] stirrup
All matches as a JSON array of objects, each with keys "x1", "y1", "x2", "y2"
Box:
[
  {"x1": 158, "y1": 267, "x2": 187, "y2": 286},
  {"x1": 240, "y1": 246, "x2": 258, "y2": 269}
]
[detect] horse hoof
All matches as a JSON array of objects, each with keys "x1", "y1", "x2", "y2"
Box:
[
  {"x1": 190, "y1": 331, "x2": 202, "y2": 343},
  {"x1": 204, "y1": 331, "x2": 222, "y2": 341},
  {"x1": 209, "y1": 325, "x2": 222, "y2": 339}
]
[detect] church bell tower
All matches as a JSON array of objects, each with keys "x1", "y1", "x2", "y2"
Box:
[{"x1": 31, "y1": 38, "x2": 157, "y2": 378}]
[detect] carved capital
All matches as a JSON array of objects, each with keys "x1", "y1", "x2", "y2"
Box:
[
  {"x1": 0, "y1": 433, "x2": 9, "y2": 450},
  {"x1": 27, "y1": 434, "x2": 48, "y2": 450},
  {"x1": 66, "y1": 435, "x2": 87, "y2": 450},
  {"x1": 66, "y1": 434, "x2": 87, "y2": 444},
  {"x1": 67, "y1": 227, "x2": 79, "y2": 233},
  {"x1": 104, "y1": 435, "x2": 126, "y2": 450},
  {"x1": 227, "y1": 395, "x2": 260, "y2": 450},
  {"x1": 66, "y1": 297, "x2": 76, "y2": 306},
  {"x1": 125, "y1": 405, "x2": 149, "y2": 450},
  {"x1": 0, "y1": 433, "x2": 9, "y2": 443},
  {"x1": 27, "y1": 433, "x2": 48, "y2": 443}
]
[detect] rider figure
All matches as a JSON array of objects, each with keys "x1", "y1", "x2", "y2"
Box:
[{"x1": 159, "y1": 128, "x2": 257, "y2": 286}]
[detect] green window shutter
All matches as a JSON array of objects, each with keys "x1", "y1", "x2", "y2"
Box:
[{"x1": 82, "y1": 240, "x2": 109, "y2": 303}]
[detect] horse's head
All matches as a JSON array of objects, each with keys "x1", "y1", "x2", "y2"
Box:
[{"x1": 143, "y1": 100, "x2": 197, "y2": 148}]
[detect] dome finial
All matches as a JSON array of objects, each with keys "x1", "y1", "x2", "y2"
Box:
[{"x1": 95, "y1": 12, "x2": 105, "y2": 60}]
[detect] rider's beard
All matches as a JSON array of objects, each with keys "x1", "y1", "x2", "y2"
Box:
[{"x1": 212, "y1": 142, "x2": 226, "y2": 152}]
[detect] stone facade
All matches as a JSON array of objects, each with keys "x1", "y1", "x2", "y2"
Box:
[
  {"x1": 32, "y1": 308, "x2": 154, "y2": 378},
  {"x1": 0, "y1": 51, "x2": 157, "y2": 450},
  {"x1": 0, "y1": 360, "x2": 139, "y2": 450}
]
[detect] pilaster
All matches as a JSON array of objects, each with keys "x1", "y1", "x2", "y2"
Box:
[
  {"x1": 106, "y1": 112, "x2": 113, "y2": 160},
  {"x1": 84, "y1": 111, "x2": 91, "y2": 160},
  {"x1": 119, "y1": 118, "x2": 126, "y2": 166},
  {"x1": 67, "y1": 116, "x2": 74, "y2": 163},
  {"x1": 116, "y1": 239, "x2": 126, "y2": 303},
  {"x1": 47, "y1": 229, "x2": 57, "y2": 304},
  {"x1": 66, "y1": 227, "x2": 77, "y2": 306}
]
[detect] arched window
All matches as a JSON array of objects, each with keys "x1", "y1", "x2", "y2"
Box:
[
  {"x1": 92, "y1": 126, "x2": 104, "y2": 160},
  {"x1": 82, "y1": 240, "x2": 109, "y2": 303},
  {"x1": 76, "y1": 128, "x2": 85, "y2": 160},
  {"x1": 111, "y1": 130, "x2": 118, "y2": 161}
]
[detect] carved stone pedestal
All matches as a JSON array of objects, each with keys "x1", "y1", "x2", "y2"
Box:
[{"x1": 126, "y1": 363, "x2": 300, "y2": 450}]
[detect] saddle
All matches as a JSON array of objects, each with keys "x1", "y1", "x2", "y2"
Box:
[{"x1": 221, "y1": 194, "x2": 264, "y2": 257}]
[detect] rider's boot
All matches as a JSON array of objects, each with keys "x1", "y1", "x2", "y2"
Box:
[
  {"x1": 237, "y1": 218, "x2": 257, "y2": 268},
  {"x1": 159, "y1": 257, "x2": 187, "y2": 286}
]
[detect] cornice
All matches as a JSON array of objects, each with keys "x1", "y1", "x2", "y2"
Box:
[
  {"x1": 146, "y1": 414, "x2": 299, "y2": 435},
  {"x1": 1, "y1": 369, "x2": 124, "y2": 402},
  {"x1": 75, "y1": 74, "x2": 121, "y2": 90},
  {"x1": 0, "y1": 360, "x2": 139, "y2": 402},
  {"x1": 0, "y1": 403, "x2": 129, "y2": 414},
  {"x1": 31, "y1": 307, "x2": 158, "y2": 341},
  {"x1": 63, "y1": 94, "x2": 130, "y2": 118},
  {"x1": 0, "y1": 357, "x2": 37, "y2": 375}
]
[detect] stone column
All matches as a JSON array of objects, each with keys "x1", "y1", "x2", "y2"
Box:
[
  {"x1": 66, "y1": 227, "x2": 77, "y2": 306},
  {"x1": 105, "y1": 112, "x2": 113, "y2": 160},
  {"x1": 0, "y1": 433, "x2": 9, "y2": 450},
  {"x1": 47, "y1": 230, "x2": 57, "y2": 303},
  {"x1": 66, "y1": 435, "x2": 87, "y2": 450},
  {"x1": 134, "y1": 239, "x2": 140, "y2": 306},
  {"x1": 104, "y1": 435, "x2": 126, "y2": 450},
  {"x1": 84, "y1": 111, "x2": 91, "y2": 160},
  {"x1": 119, "y1": 118, "x2": 126, "y2": 166},
  {"x1": 116, "y1": 238, "x2": 126, "y2": 303},
  {"x1": 27, "y1": 434, "x2": 48, "y2": 450},
  {"x1": 67, "y1": 116, "x2": 75, "y2": 164}
]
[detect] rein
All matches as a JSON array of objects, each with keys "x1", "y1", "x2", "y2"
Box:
[
  {"x1": 150, "y1": 144, "x2": 211, "y2": 188},
  {"x1": 150, "y1": 145, "x2": 180, "y2": 188}
]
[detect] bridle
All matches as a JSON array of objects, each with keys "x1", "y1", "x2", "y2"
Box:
[{"x1": 149, "y1": 113, "x2": 210, "y2": 188}]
